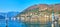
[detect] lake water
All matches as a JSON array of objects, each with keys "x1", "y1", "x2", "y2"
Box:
[
  {"x1": 0, "y1": 19, "x2": 51, "y2": 27},
  {"x1": 0, "y1": 19, "x2": 26, "y2": 27}
]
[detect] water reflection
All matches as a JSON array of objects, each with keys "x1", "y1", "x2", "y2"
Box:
[{"x1": 0, "y1": 17, "x2": 58, "y2": 27}]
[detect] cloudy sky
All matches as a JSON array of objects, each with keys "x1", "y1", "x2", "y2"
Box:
[{"x1": 0, "y1": 0, "x2": 60, "y2": 12}]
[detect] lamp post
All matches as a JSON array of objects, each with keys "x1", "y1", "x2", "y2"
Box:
[
  {"x1": 5, "y1": 14, "x2": 8, "y2": 27},
  {"x1": 52, "y1": 5, "x2": 59, "y2": 27},
  {"x1": 6, "y1": 18, "x2": 8, "y2": 27},
  {"x1": 52, "y1": 5, "x2": 54, "y2": 27}
]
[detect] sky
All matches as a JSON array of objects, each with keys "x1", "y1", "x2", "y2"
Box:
[{"x1": 0, "y1": 0, "x2": 60, "y2": 12}]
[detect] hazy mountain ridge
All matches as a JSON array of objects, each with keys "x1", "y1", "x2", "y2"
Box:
[
  {"x1": 0, "y1": 15, "x2": 5, "y2": 19},
  {"x1": 0, "y1": 12, "x2": 20, "y2": 19}
]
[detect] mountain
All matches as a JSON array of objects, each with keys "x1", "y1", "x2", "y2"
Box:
[
  {"x1": 0, "y1": 15, "x2": 5, "y2": 19},
  {"x1": 0, "y1": 12, "x2": 20, "y2": 18},
  {"x1": 0, "y1": 12, "x2": 6, "y2": 17},
  {"x1": 7, "y1": 12, "x2": 19, "y2": 18},
  {"x1": 16, "y1": 4, "x2": 60, "y2": 24}
]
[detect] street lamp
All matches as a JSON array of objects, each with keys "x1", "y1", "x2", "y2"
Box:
[
  {"x1": 5, "y1": 18, "x2": 8, "y2": 27},
  {"x1": 5, "y1": 14, "x2": 9, "y2": 27},
  {"x1": 52, "y1": 5, "x2": 59, "y2": 27}
]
